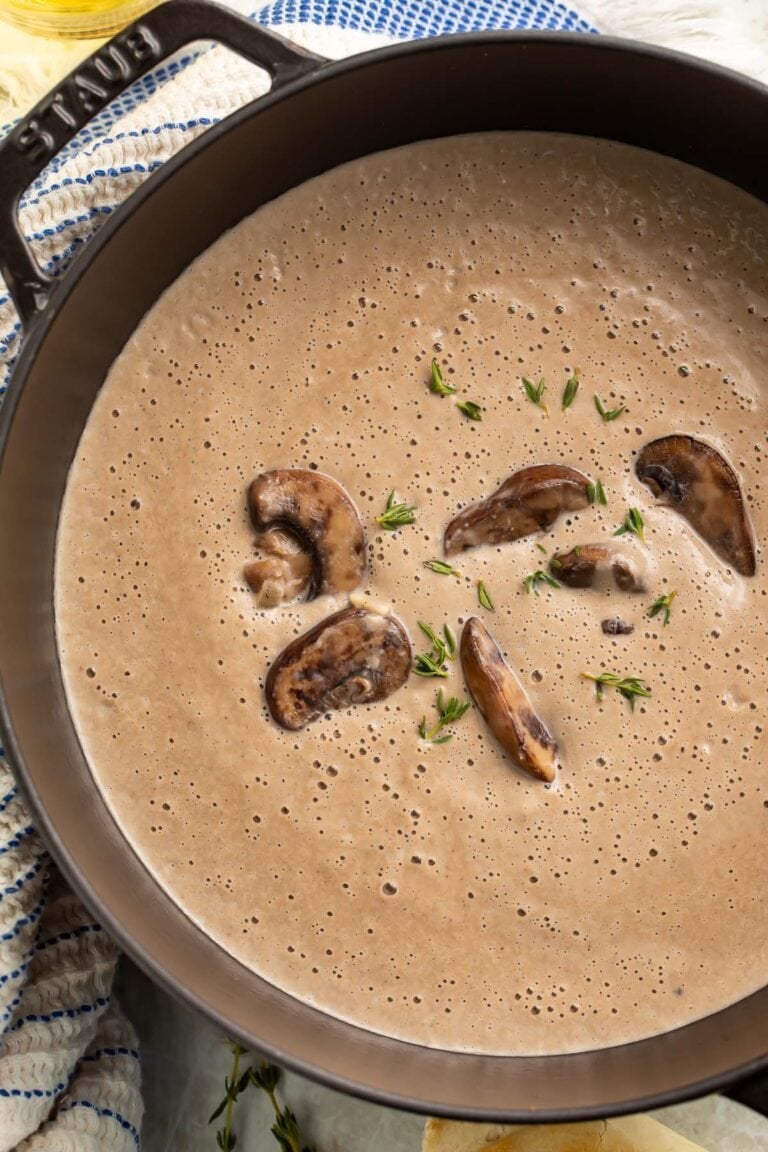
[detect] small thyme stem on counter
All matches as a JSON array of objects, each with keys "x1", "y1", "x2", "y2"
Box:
[
  {"x1": 250, "y1": 1062, "x2": 317, "y2": 1152},
  {"x1": 477, "y1": 580, "x2": 495, "y2": 611},
  {"x1": 648, "y1": 589, "x2": 677, "y2": 626},
  {"x1": 428, "y1": 359, "x2": 456, "y2": 396},
  {"x1": 375, "y1": 490, "x2": 416, "y2": 531},
  {"x1": 418, "y1": 689, "x2": 471, "y2": 744},
  {"x1": 581, "y1": 671, "x2": 651, "y2": 710},
  {"x1": 587, "y1": 477, "x2": 608, "y2": 506},
  {"x1": 613, "y1": 507, "x2": 645, "y2": 542},
  {"x1": 423, "y1": 559, "x2": 461, "y2": 576},
  {"x1": 209, "y1": 1044, "x2": 251, "y2": 1152},
  {"x1": 594, "y1": 394, "x2": 627, "y2": 421},
  {"x1": 523, "y1": 570, "x2": 561, "y2": 596},
  {"x1": 562, "y1": 369, "x2": 580, "y2": 411},
  {"x1": 456, "y1": 399, "x2": 483, "y2": 421},
  {"x1": 522, "y1": 376, "x2": 548, "y2": 414}
]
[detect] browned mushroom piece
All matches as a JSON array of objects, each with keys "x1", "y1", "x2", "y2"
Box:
[
  {"x1": 636, "y1": 435, "x2": 756, "y2": 576},
  {"x1": 443, "y1": 464, "x2": 592, "y2": 556},
  {"x1": 601, "y1": 618, "x2": 635, "y2": 636},
  {"x1": 460, "y1": 617, "x2": 559, "y2": 782},
  {"x1": 265, "y1": 606, "x2": 411, "y2": 730},
  {"x1": 244, "y1": 528, "x2": 313, "y2": 608},
  {"x1": 550, "y1": 543, "x2": 645, "y2": 593},
  {"x1": 248, "y1": 469, "x2": 367, "y2": 599}
]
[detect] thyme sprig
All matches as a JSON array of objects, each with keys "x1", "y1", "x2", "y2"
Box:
[
  {"x1": 523, "y1": 570, "x2": 561, "y2": 596},
  {"x1": 210, "y1": 1049, "x2": 317, "y2": 1152},
  {"x1": 648, "y1": 589, "x2": 677, "y2": 626},
  {"x1": 594, "y1": 394, "x2": 627, "y2": 422},
  {"x1": 614, "y1": 507, "x2": 645, "y2": 542},
  {"x1": 428, "y1": 359, "x2": 456, "y2": 396},
  {"x1": 376, "y1": 490, "x2": 416, "y2": 531},
  {"x1": 210, "y1": 1045, "x2": 250, "y2": 1151},
  {"x1": 250, "y1": 1063, "x2": 316, "y2": 1152},
  {"x1": 581, "y1": 671, "x2": 651, "y2": 710},
  {"x1": 414, "y1": 620, "x2": 450, "y2": 679},
  {"x1": 418, "y1": 689, "x2": 471, "y2": 744},
  {"x1": 522, "y1": 376, "x2": 548, "y2": 414}
]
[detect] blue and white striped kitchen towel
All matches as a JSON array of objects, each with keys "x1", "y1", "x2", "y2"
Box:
[{"x1": 8, "y1": 0, "x2": 761, "y2": 1145}]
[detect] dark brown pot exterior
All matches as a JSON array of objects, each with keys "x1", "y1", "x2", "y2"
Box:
[{"x1": 0, "y1": 0, "x2": 766, "y2": 1121}]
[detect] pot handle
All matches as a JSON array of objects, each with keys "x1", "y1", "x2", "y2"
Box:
[{"x1": 0, "y1": 0, "x2": 326, "y2": 328}]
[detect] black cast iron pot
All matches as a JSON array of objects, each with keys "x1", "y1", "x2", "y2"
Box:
[{"x1": 0, "y1": 0, "x2": 766, "y2": 1121}]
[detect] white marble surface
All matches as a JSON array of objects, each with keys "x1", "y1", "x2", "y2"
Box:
[{"x1": 118, "y1": 960, "x2": 768, "y2": 1152}]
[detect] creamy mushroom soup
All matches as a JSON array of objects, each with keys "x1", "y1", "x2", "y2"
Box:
[{"x1": 55, "y1": 133, "x2": 768, "y2": 1055}]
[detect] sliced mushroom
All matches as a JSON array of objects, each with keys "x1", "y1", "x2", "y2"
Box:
[
  {"x1": 249, "y1": 469, "x2": 366, "y2": 598},
  {"x1": 244, "y1": 528, "x2": 313, "y2": 608},
  {"x1": 550, "y1": 543, "x2": 645, "y2": 593},
  {"x1": 444, "y1": 465, "x2": 591, "y2": 555},
  {"x1": 460, "y1": 617, "x2": 559, "y2": 782},
  {"x1": 601, "y1": 618, "x2": 635, "y2": 636},
  {"x1": 636, "y1": 436, "x2": 756, "y2": 576},
  {"x1": 266, "y1": 606, "x2": 411, "y2": 730}
]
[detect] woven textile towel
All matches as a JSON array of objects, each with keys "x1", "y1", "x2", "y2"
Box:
[{"x1": 0, "y1": 1, "x2": 765, "y2": 1147}]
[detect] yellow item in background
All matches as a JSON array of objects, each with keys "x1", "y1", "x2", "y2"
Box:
[
  {"x1": 0, "y1": 0, "x2": 154, "y2": 40},
  {"x1": 422, "y1": 1114, "x2": 711, "y2": 1152},
  {"x1": 0, "y1": 20, "x2": 105, "y2": 122}
]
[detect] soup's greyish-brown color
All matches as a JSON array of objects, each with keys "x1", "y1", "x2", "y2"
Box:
[{"x1": 55, "y1": 134, "x2": 768, "y2": 1055}]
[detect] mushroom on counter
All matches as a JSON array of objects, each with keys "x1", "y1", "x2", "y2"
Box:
[
  {"x1": 460, "y1": 617, "x2": 559, "y2": 782},
  {"x1": 550, "y1": 542, "x2": 646, "y2": 592},
  {"x1": 265, "y1": 605, "x2": 411, "y2": 730},
  {"x1": 443, "y1": 464, "x2": 591, "y2": 556},
  {"x1": 636, "y1": 435, "x2": 756, "y2": 576},
  {"x1": 247, "y1": 468, "x2": 367, "y2": 603}
]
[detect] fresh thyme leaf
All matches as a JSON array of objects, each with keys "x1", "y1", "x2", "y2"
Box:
[
  {"x1": 418, "y1": 620, "x2": 442, "y2": 650},
  {"x1": 375, "y1": 490, "x2": 416, "y2": 531},
  {"x1": 562, "y1": 370, "x2": 580, "y2": 411},
  {"x1": 648, "y1": 589, "x2": 677, "y2": 626},
  {"x1": 581, "y1": 671, "x2": 651, "y2": 710},
  {"x1": 443, "y1": 623, "x2": 457, "y2": 659},
  {"x1": 523, "y1": 569, "x2": 561, "y2": 596},
  {"x1": 549, "y1": 557, "x2": 562, "y2": 570},
  {"x1": 423, "y1": 559, "x2": 461, "y2": 576},
  {"x1": 522, "y1": 376, "x2": 548, "y2": 414},
  {"x1": 535, "y1": 542, "x2": 548, "y2": 555},
  {"x1": 456, "y1": 399, "x2": 483, "y2": 421},
  {"x1": 594, "y1": 394, "x2": 627, "y2": 422},
  {"x1": 614, "y1": 507, "x2": 645, "y2": 542},
  {"x1": 428, "y1": 359, "x2": 456, "y2": 396},
  {"x1": 587, "y1": 477, "x2": 608, "y2": 506},
  {"x1": 419, "y1": 688, "x2": 471, "y2": 743},
  {"x1": 477, "y1": 580, "x2": 495, "y2": 611}
]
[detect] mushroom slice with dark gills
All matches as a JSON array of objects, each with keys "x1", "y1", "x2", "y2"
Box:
[
  {"x1": 444, "y1": 464, "x2": 591, "y2": 556},
  {"x1": 266, "y1": 606, "x2": 411, "y2": 730},
  {"x1": 460, "y1": 617, "x2": 559, "y2": 783},
  {"x1": 636, "y1": 436, "x2": 756, "y2": 576},
  {"x1": 248, "y1": 469, "x2": 366, "y2": 601},
  {"x1": 550, "y1": 543, "x2": 646, "y2": 593}
]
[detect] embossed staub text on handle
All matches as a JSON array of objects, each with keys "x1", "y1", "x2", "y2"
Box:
[{"x1": 12, "y1": 28, "x2": 160, "y2": 166}]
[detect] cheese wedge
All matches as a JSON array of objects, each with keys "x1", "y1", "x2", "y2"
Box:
[{"x1": 422, "y1": 1115, "x2": 709, "y2": 1152}]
